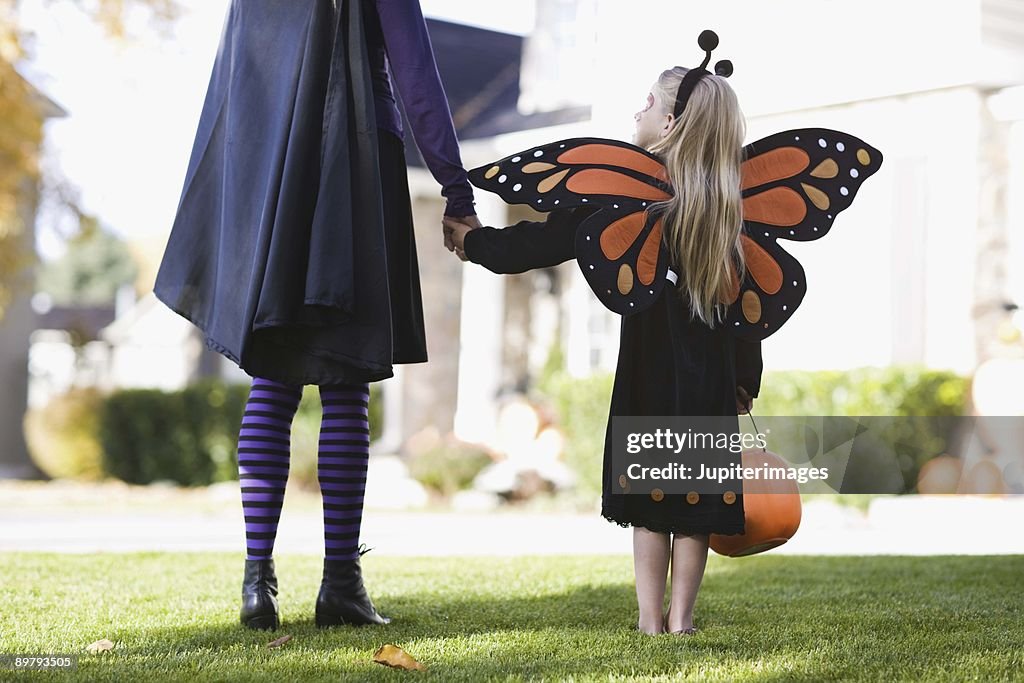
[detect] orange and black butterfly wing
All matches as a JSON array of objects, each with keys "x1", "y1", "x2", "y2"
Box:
[
  {"x1": 468, "y1": 137, "x2": 671, "y2": 211},
  {"x1": 727, "y1": 233, "x2": 809, "y2": 341},
  {"x1": 726, "y1": 128, "x2": 884, "y2": 341},
  {"x1": 468, "y1": 137, "x2": 674, "y2": 314},
  {"x1": 576, "y1": 209, "x2": 670, "y2": 314}
]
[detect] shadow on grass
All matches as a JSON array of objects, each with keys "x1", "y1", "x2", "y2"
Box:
[
  {"x1": 90, "y1": 584, "x2": 816, "y2": 682},
  {"x1": 5, "y1": 553, "x2": 1023, "y2": 681}
]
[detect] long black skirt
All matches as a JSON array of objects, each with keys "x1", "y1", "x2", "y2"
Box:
[
  {"x1": 157, "y1": 130, "x2": 427, "y2": 385},
  {"x1": 154, "y1": 0, "x2": 426, "y2": 386},
  {"x1": 377, "y1": 130, "x2": 427, "y2": 366}
]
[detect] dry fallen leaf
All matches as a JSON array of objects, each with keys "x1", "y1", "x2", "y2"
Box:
[
  {"x1": 373, "y1": 644, "x2": 427, "y2": 672},
  {"x1": 266, "y1": 635, "x2": 292, "y2": 649},
  {"x1": 86, "y1": 639, "x2": 115, "y2": 654}
]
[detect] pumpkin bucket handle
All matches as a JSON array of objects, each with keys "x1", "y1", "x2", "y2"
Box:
[{"x1": 741, "y1": 406, "x2": 767, "y2": 453}]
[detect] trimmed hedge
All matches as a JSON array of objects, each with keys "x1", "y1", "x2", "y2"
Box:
[
  {"x1": 407, "y1": 437, "x2": 494, "y2": 497},
  {"x1": 288, "y1": 384, "x2": 383, "y2": 490},
  {"x1": 30, "y1": 367, "x2": 967, "y2": 493},
  {"x1": 753, "y1": 366, "x2": 967, "y2": 418},
  {"x1": 754, "y1": 366, "x2": 968, "y2": 493},
  {"x1": 536, "y1": 365, "x2": 970, "y2": 500},
  {"x1": 98, "y1": 380, "x2": 249, "y2": 485},
  {"x1": 24, "y1": 387, "x2": 106, "y2": 480},
  {"x1": 25, "y1": 380, "x2": 383, "y2": 487}
]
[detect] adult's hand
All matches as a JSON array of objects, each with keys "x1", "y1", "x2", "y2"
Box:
[
  {"x1": 443, "y1": 214, "x2": 482, "y2": 252},
  {"x1": 442, "y1": 216, "x2": 476, "y2": 261}
]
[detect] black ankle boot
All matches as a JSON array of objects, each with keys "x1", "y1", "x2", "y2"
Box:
[
  {"x1": 315, "y1": 547, "x2": 390, "y2": 627},
  {"x1": 240, "y1": 558, "x2": 279, "y2": 630}
]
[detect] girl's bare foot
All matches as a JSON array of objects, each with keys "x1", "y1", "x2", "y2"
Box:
[
  {"x1": 636, "y1": 617, "x2": 664, "y2": 635},
  {"x1": 664, "y1": 609, "x2": 698, "y2": 635}
]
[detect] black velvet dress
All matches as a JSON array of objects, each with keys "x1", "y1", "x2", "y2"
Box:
[{"x1": 464, "y1": 208, "x2": 764, "y2": 536}]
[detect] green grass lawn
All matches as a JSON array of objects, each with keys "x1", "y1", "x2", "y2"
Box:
[{"x1": 1, "y1": 553, "x2": 1021, "y2": 682}]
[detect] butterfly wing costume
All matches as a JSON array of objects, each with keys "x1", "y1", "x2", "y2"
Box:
[{"x1": 469, "y1": 129, "x2": 883, "y2": 340}]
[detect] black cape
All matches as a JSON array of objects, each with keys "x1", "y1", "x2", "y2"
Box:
[{"x1": 154, "y1": 0, "x2": 398, "y2": 385}]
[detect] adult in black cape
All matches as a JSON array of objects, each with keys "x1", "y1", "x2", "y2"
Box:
[{"x1": 153, "y1": 0, "x2": 480, "y2": 630}]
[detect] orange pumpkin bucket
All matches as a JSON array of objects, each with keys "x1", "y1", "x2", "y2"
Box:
[{"x1": 709, "y1": 449, "x2": 802, "y2": 557}]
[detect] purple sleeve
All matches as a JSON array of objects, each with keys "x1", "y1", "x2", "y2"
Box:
[{"x1": 374, "y1": 0, "x2": 476, "y2": 217}]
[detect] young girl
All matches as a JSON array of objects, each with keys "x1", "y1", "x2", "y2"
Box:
[{"x1": 444, "y1": 65, "x2": 763, "y2": 635}]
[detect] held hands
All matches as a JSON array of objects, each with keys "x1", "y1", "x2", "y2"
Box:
[
  {"x1": 442, "y1": 215, "x2": 479, "y2": 262},
  {"x1": 736, "y1": 386, "x2": 753, "y2": 415}
]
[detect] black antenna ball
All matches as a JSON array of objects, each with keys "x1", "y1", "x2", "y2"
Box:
[
  {"x1": 715, "y1": 59, "x2": 733, "y2": 77},
  {"x1": 698, "y1": 30, "x2": 719, "y2": 52}
]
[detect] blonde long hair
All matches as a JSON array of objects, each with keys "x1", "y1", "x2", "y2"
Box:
[{"x1": 647, "y1": 67, "x2": 746, "y2": 327}]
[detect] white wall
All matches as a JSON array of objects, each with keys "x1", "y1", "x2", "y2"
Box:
[
  {"x1": 998, "y1": 91, "x2": 1024, "y2": 319},
  {"x1": 749, "y1": 89, "x2": 983, "y2": 373},
  {"x1": 102, "y1": 296, "x2": 201, "y2": 391},
  {"x1": 590, "y1": 0, "x2": 986, "y2": 136},
  {"x1": 453, "y1": 192, "x2": 508, "y2": 444}
]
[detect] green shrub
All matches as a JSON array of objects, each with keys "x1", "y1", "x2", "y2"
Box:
[
  {"x1": 98, "y1": 380, "x2": 250, "y2": 486},
  {"x1": 288, "y1": 384, "x2": 383, "y2": 490},
  {"x1": 24, "y1": 387, "x2": 106, "y2": 480},
  {"x1": 754, "y1": 366, "x2": 968, "y2": 492},
  {"x1": 754, "y1": 365, "x2": 968, "y2": 417},
  {"x1": 181, "y1": 379, "x2": 249, "y2": 483},
  {"x1": 288, "y1": 386, "x2": 323, "y2": 490},
  {"x1": 407, "y1": 437, "x2": 494, "y2": 497},
  {"x1": 534, "y1": 365, "x2": 969, "y2": 500},
  {"x1": 535, "y1": 371, "x2": 614, "y2": 501},
  {"x1": 99, "y1": 388, "x2": 212, "y2": 485},
  {"x1": 98, "y1": 380, "x2": 384, "y2": 488}
]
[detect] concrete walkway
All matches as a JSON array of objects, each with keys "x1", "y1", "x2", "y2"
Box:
[{"x1": 1, "y1": 482, "x2": 1022, "y2": 556}]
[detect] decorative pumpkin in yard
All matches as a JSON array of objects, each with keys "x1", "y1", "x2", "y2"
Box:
[
  {"x1": 960, "y1": 459, "x2": 1008, "y2": 495},
  {"x1": 710, "y1": 449, "x2": 802, "y2": 557},
  {"x1": 917, "y1": 454, "x2": 963, "y2": 494}
]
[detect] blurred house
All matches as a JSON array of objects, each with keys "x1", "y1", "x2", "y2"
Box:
[
  {"x1": 438, "y1": 0, "x2": 1024, "y2": 442},
  {"x1": 397, "y1": 16, "x2": 591, "y2": 446},
  {"x1": 27, "y1": 298, "x2": 115, "y2": 408},
  {"x1": 93, "y1": 0, "x2": 1024, "y2": 454},
  {"x1": 26, "y1": 285, "x2": 245, "y2": 409},
  {"x1": 96, "y1": 290, "x2": 246, "y2": 390}
]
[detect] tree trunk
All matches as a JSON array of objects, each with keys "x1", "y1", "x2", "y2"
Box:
[{"x1": 0, "y1": 183, "x2": 44, "y2": 480}]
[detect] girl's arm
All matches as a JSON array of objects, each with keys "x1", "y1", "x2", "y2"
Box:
[
  {"x1": 458, "y1": 208, "x2": 596, "y2": 274},
  {"x1": 374, "y1": 0, "x2": 475, "y2": 217}
]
